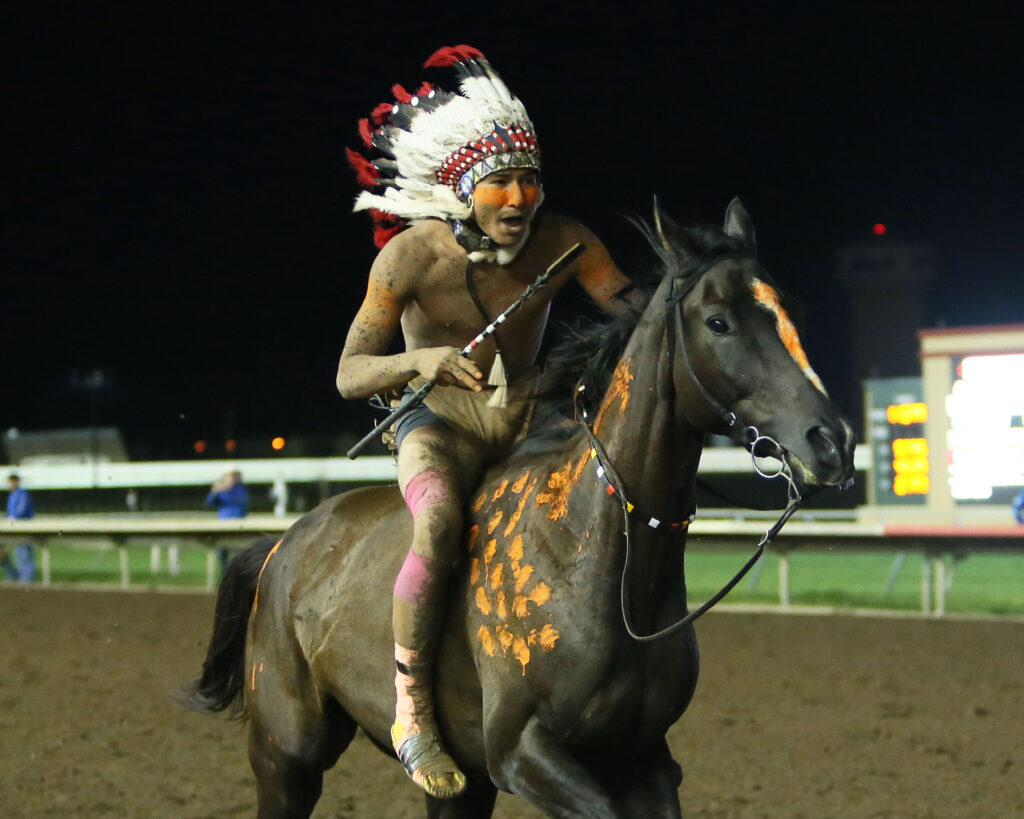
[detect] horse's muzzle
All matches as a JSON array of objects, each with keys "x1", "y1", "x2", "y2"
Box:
[{"x1": 801, "y1": 419, "x2": 856, "y2": 486}]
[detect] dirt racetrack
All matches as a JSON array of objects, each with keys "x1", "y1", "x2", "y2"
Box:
[{"x1": 1, "y1": 587, "x2": 1021, "y2": 818}]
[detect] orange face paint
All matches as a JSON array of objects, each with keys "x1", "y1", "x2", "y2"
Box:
[{"x1": 471, "y1": 181, "x2": 540, "y2": 209}]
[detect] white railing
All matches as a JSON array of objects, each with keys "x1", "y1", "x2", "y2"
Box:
[{"x1": 3, "y1": 513, "x2": 1020, "y2": 616}]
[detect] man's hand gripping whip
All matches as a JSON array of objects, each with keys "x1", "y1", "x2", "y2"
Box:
[{"x1": 347, "y1": 243, "x2": 586, "y2": 459}]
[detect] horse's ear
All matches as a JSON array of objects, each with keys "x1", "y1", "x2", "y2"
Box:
[
  {"x1": 652, "y1": 196, "x2": 702, "y2": 260},
  {"x1": 651, "y1": 195, "x2": 674, "y2": 253},
  {"x1": 723, "y1": 197, "x2": 757, "y2": 252}
]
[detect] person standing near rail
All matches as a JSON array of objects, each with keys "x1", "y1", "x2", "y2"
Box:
[
  {"x1": 3, "y1": 474, "x2": 36, "y2": 582},
  {"x1": 1013, "y1": 487, "x2": 1024, "y2": 524},
  {"x1": 206, "y1": 470, "x2": 249, "y2": 575}
]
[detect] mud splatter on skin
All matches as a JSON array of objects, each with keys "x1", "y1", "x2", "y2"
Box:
[{"x1": 750, "y1": 279, "x2": 825, "y2": 393}]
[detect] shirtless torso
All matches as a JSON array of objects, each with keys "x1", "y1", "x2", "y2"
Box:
[{"x1": 337, "y1": 211, "x2": 634, "y2": 400}]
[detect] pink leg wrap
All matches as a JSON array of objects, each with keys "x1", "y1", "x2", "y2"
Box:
[
  {"x1": 403, "y1": 469, "x2": 450, "y2": 518},
  {"x1": 394, "y1": 549, "x2": 433, "y2": 603}
]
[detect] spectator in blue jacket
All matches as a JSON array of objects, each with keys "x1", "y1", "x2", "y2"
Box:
[
  {"x1": 206, "y1": 470, "x2": 249, "y2": 575},
  {"x1": 3, "y1": 474, "x2": 36, "y2": 582},
  {"x1": 206, "y1": 470, "x2": 249, "y2": 518},
  {"x1": 1013, "y1": 488, "x2": 1024, "y2": 525}
]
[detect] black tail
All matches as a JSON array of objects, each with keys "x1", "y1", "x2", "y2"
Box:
[{"x1": 181, "y1": 535, "x2": 279, "y2": 717}]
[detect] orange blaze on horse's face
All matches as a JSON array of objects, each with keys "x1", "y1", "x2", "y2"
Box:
[{"x1": 471, "y1": 168, "x2": 541, "y2": 246}]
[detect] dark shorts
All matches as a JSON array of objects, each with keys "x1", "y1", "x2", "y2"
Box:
[{"x1": 392, "y1": 387, "x2": 449, "y2": 451}]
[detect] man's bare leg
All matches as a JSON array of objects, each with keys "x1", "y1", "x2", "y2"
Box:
[{"x1": 392, "y1": 424, "x2": 481, "y2": 799}]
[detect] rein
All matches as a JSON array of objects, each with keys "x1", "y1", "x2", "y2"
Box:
[{"x1": 575, "y1": 253, "x2": 803, "y2": 641}]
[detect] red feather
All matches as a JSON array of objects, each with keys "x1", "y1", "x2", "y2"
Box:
[
  {"x1": 423, "y1": 44, "x2": 484, "y2": 68},
  {"x1": 373, "y1": 223, "x2": 404, "y2": 248},
  {"x1": 369, "y1": 209, "x2": 405, "y2": 248},
  {"x1": 391, "y1": 84, "x2": 412, "y2": 104},
  {"x1": 357, "y1": 118, "x2": 373, "y2": 149},
  {"x1": 415, "y1": 81, "x2": 434, "y2": 97},
  {"x1": 345, "y1": 147, "x2": 379, "y2": 188},
  {"x1": 370, "y1": 102, "x2": 393, "y2": 125}
]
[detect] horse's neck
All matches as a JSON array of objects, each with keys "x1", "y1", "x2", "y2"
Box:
[{"x1": 571, "y1": 311, "x2": 704, "y2": 624}]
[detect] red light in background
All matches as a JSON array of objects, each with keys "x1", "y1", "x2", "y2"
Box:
[
  {"x1": 194, "y1": 440, "x2": 207, "y2": 453},
  {"x1": 872, "y1": 223, "x2": 887, "y2": 235},
  {"x1": 225, "y1": 439, "x2": 237, "y2": 452},
  {"x1": 271, "y1": 436, "x2": 286, "y2": 451}
]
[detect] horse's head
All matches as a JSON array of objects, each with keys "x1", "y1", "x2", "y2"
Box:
[{"x1": 650, "y1": 198, "x2": 855, "y2": 490}]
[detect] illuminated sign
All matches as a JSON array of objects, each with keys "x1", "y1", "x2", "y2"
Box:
[
  {"x1": 864, "y1": 377, "x2": 927, "y2": 505},
  {"x1": 891, "y1": 437, "x2": 929, "y2": 496},
  {"x1": 946, "y1": 353, "x2": 1024, "y2": 500}
]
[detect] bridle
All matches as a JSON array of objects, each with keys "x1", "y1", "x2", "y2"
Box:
[{"x1": 575, "y1": 252, "x2": 803, "y2": 642}]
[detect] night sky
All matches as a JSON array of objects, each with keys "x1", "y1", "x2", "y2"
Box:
[{"x1": 5, "y1": 5, "x2": 1021, "y2": 459}]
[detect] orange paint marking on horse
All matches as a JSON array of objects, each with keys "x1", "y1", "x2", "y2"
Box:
[
  {"x1": 535, "y1": 450, "x2": 590, "y2": 521},
  {"x1": 469, "y1": 557, "x2": 480, "y2": 585},
  {"x1": 492, "y1": 479, "x2": 510, "y2": 501},
  {"x1": 250, "y1": 539, "x2": 283, "y2": 620},
  {"x1": 487, "y1": 510, "x2": 504, "y2": 534},
  {"x1": 477, "y1": 625, "x2": 496, "y2": 656},
  {"x1": 473, "y1": 493, "x2": 487, "y2": 511},
  {"x1": 537, "y1": 624, "x2": 560, "y2": 650},
  {"x1": 483, "y1": 539, "x2": 497, "y2": 565},
  {"x1": 496, "y1": 590, "x2": 508, "y2": 620},
  {"x1": 495, "y1": 624, "x2": 515, "y2": 651},
  {"x1": 750, "y1": 279, "x2": 826, "y2": 393},
  {"x1": 475, "y1": 586, "x2": 492, "y2": 616},
  {"x1": 467, "y1": 524, "x2": 480, "y2": 553},
  {"x1": 511, "y1": 471, "x2": 532, "y2": 493},
  {"x1": 489, "y1": 561, "x2": 504, "y2": 590},
  {"x1": 508, "y1": 534, "x2": 535, "y2": 593},
  {"x1": 512, "y1": 635, "x2": 531, "y2": 675},
  {"x1": 504, "y1": 476, "x2": 538, "y2": 536},
  {"x1": 593, "y1": 358, "x2": 635, "y2": 435}
]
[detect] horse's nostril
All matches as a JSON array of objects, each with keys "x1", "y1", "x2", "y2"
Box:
[{"x1": 807, "y1": 425, "x2": 842, "y2": 469}]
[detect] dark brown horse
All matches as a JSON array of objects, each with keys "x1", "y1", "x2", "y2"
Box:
[{"x1": 187, "y1": 199, "x2": 855, "y2": 818}]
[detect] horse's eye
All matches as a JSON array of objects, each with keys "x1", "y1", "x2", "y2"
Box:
[{"x1": 706, "y1": 316, "x2": 729, "y2": 335}]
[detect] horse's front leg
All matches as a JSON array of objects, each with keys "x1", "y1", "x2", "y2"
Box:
[
  {"x1": 486, "y1": 715, "x2": 616, "y2": 819},
  {"x1": 606, "y1": 739, "x2": 683, "y2": 818}
]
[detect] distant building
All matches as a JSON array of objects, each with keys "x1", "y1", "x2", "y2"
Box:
[
  {"x1": 836, "y1": 240, "x2": 935, "y2": 384},
  {"x1": 3, "y1": 427, "x2": 128, "y2": 465}
]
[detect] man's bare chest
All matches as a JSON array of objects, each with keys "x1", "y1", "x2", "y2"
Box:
[{"x1": 407, "y1": 259, "x2": 560, "y2": 339}]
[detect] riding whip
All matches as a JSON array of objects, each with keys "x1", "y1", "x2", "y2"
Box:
[{"x1": 346, "y1": 242, "x2": 586, "y2": 459}]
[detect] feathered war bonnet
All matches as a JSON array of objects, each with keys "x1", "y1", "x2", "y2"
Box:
[{"x1": 346, "y1": 45, "x2": 542, "y2": 253}]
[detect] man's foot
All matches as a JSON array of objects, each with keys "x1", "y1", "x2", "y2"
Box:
[{"x1": 391, "y1": 721, "x2": 467, "y2": 799}]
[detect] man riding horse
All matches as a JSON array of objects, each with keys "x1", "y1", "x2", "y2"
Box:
[{"x1": 337, "y1": 45, "x2": 643, "y2": 800}]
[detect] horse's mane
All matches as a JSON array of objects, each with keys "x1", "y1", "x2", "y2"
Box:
[{"x1": 529, "y1": 222, "x2": 749, "y2": 431}]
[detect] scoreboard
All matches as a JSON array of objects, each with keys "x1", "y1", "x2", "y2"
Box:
[{"x1": 864, "y1": 377, "x2": 927, "y2": 505}]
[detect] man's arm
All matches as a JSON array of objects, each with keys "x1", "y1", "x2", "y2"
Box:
[
  {"x1": 337, "y1": 233, "x2": 483, "y2": 399},
  {"x1": 565, "y1": 221, "x2": 645, "y2": 316}
]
